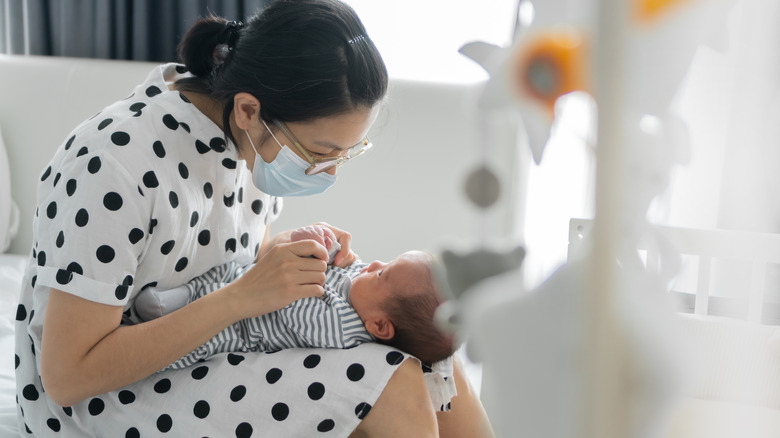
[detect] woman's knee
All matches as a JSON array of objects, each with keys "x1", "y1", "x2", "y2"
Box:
[{"x1": 350, "y1": 358, "x2": 438, "y2": 438}]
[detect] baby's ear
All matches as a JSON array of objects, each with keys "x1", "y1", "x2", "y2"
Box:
[{"x1": 366, "y1": 318, "x2": 395, "y2": 340}]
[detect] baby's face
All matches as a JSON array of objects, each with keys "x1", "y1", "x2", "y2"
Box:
[{"x1": 349, "y1": 251, "x2": 429, "y2": 322}]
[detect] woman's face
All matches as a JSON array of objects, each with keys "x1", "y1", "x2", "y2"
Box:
[{"x1": 257, "y1": 105, "x2": 379, "y2": 175}]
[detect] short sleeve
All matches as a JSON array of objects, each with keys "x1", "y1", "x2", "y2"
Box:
[
  {"x1": 34, "y1": 149, "x2": 150, "y2": 306},
  {"x1": 264, "y1": 196, "x2": 283, "y2": 226}
]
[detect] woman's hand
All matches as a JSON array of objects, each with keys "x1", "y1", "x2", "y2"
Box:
[
  {"x1": 267, "y1": 222, "x2": 359, "y2": 268},
  {"x1": 232, "y1": 239, "x2": 328, "y2": 319},
  {"x1": 311, "y1": 221, "x2": 359, "y2": 267}
]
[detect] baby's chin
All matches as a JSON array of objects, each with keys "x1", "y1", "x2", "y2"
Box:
[{"x1": 349, "y1": 275, "x2": 366, "y2": 296}]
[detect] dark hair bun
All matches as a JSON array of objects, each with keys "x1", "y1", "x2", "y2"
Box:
[{"x1": 177, "y1": 15, "x2": 231, "y2": 77}]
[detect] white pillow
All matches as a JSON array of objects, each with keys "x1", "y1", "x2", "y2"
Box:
[
  {"x1": 0, "y1": 254, "x2": 25, "y2": 437},
  {"x1": 0, "y1": 127, "x2": 19, "y2": 253}
]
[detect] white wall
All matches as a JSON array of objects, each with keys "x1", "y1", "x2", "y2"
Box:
[{"x1": 343, "y1": 0, "x2": 516, "y2": 84}]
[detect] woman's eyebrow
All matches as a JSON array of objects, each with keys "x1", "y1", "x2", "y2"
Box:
[{"x1": 313, "y1": 140, "x2": 348, "y2": 151}]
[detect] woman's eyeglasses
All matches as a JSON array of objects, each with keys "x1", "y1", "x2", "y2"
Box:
[{"x1": 273, "y1": 120, "x2": 372, "y2": 175}]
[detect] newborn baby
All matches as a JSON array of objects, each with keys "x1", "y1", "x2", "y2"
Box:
[{"x1": 134, "y1": 225, "x2": 455, "y2": 366}]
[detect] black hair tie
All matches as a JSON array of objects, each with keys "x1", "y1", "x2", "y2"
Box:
[{"x1": 218, "y1": 20, "x2": 244, "y2": 48}]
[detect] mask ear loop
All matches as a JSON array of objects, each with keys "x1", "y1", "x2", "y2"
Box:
[
  {"x1": 261, "y1": 120, "x2": 285, "y2": 150},
  {"x1": 245, "y1": 129, "x2": 260, "y2": 155},
  {"x1": 246, "y1": 120, "x2": 284, "y2": 156}
]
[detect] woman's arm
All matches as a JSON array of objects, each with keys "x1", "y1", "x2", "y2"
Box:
[{"x1": 40, "y1": 239, "x2": 329, "y2": 407}]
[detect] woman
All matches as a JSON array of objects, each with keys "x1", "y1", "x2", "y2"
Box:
[{"x1": 15, "y1": 0, "x2": 493, "y2": 436}]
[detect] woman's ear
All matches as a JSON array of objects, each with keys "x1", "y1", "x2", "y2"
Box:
[
  {"x1": 233, "y1": 92, "x2": 261, "y2": 131},
  {"x1": 365, "y1": 317, "x2": 395, "y2": 341}
]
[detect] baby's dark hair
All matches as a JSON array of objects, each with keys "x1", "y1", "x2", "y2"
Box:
[
  {"x1": 378, "y1": 254, "x2": 456, "y2": 364},
  {"x1": 175, "y1": 0, "x2": 387, "y2": 147}
]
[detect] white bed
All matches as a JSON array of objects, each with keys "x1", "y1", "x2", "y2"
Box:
[{"x1": 0, "y1": 254, "x2": 25, "y2": 437}]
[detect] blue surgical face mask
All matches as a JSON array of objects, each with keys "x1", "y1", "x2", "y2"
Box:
[{"x1": 245, "y1": 128, "x2": 337, "y2": 197}]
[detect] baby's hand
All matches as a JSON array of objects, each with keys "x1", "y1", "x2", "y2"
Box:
[
  {"x1": 291, "y1": 225, "x2": 341, "y2": 264},
  {"x1": 291, "y1": 225, "x2": 338, "y2": 251}
]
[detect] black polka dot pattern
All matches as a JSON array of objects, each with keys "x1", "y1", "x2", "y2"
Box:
[
  {"x1": 146, "y1": 85, "x2": 162, "y2": 97},
  {"x1": 103, "y1": 192, "x2": 123, "y2": 210},
  {"x1": 75, "y1": 208, "x2": 89, "y2": 227},
  {"x1": 317, "y1": 419, "x2": 335, "y2": 432},
  {"x1": 153, "y1": 140, "x2": 166, "y2": 158},
  {"x1": 156, "y1": 414, "x2": 173, "y2": 432},
  {"x1": 354, "y1": 402, "x2": 371, "y2": 420},
  {"x1": 178, "y1": 162, "x2": 189, "y2": 178},
  {"x1": 195, "y1": 139, "x2": 211, "y2": 154},
  {"x1": 227, "y1": 354, "x2": 245, "y2": 366},
  {"x1": 235, "y1": 422, "x2": 253, "y2": 438},
  {"x1": 191, "y1": 365, "x2": 209, "y2": 380},
  {"x1": 230, "y1": 385, "x2": 246, "y2": 402},
  {"x1": 271, "y1": 403, "x2": 289, "y2": 421},
  {"x1": 303, "y1": 354, "x2": 321, "y2": 369},
  {"x1": 346, "y1": 363, "x2": 365, "y2": 382},
  {"x1": 193, "y1": 400, "x2": 210, "y2": 419},
  {"x1": 22, "y1": 385, "x2": 38, "y2": 401},
  {"x1": 143, "y1": 171, "x2": 159, "y2": 188},
  {"x1": 47, "y1": 418, "x2": 61, "y2": 432},
  {"x1": 118, "y1": 390, "x2": 136, "y2": 405},
  {"x1": 16, "y1": 304, "x2": 27, "y2": 322},
  {"x1": 98, "y1": 118, "x2": 113, "y2": 130},
  {"x1": 66, "y1": 179, "x2": 77, "y2": 196},
  {"x1": 96, "y1": 245, "x2": 115, "y2": 263},
  {"x1": 266, "y1": 368, "x2": 283, "y2": 384},
  {"x1": 111, "y1": 131, "x2": 131, "y2": 146},
  {"x1": 128, "y1": 228, "x2": 144, "y2": 244},
  {"x1": 386, "y1": 351, "x2": 405, "y2": 366},
  {"x1": 88, "y1": 398, "x2": 105, "y2": 416},
  {"x1": 88, "y1": 156, "x2": 102, "y2": 173},
  {"x1": 129, "y1": 102, "x2": 146, "y2": 117},
  {"x1": 161, "y1": 240, "x2": 175, "y2": 255},
  {"x1": 307, "y1": 382, "x2": 325, "y2": 400},
  {"x1": 154, "y1": 378, "x2": 172, "y2": 393}
]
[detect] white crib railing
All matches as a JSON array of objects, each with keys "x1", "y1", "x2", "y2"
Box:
[{"x1": 569, "y1": 217, "x2": 780, "y2": 325}]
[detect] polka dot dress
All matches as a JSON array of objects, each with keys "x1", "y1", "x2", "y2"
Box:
[{"x1": 14, "y1": 64, "x2": 411, "y2": 436}]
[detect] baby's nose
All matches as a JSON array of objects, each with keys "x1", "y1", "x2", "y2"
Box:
[{"x1": 364, "y1": 260, "x2": 384, "y2": 272}]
